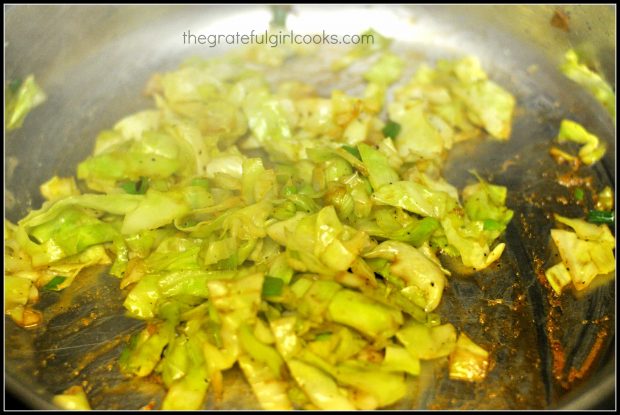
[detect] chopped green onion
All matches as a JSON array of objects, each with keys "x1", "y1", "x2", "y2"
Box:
[
  {"x1": 42, "y1": 276, "x2": 67, "y2": 291},
  {"x1": 262, "y1": 276, "x2": 284, "y2": 297},
  {"x1": 120, "y1": 177, "x2": 149, "y2": 194},
  {"x1": 382, "y1": 120, "x2": 401, "y2": 139},
  {"x1": 282, "y1": 185, "x2": 298, "y2": 196},
  {"x1": 190, "y1": 177, "x2": 210, "y2": 189},
  {"x1": 9, "y1": 78, "x2": 22, "y2": 93},
  {"x1": 341, "y1": 145, "x2": 361, "y2": 160},
  {"x1": 483, "y1": 219, "x2": 503, "y2": 231},
  {"x1": 574, "y1": 188, "x2": 585, "y2": 201},
  {"x1": 587, "y1": 210, "x2": 614, "y2": 224}
]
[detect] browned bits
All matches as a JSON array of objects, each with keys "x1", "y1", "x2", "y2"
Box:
[{"x1": 550, "y1": 9, "x2": 570, "y2": 32}]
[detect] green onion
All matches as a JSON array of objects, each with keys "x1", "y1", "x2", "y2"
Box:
[
  {"x1": 190, "y1": 177, "x2": 210, "y2": 189},
  {"x1": 9, "y1": 78, "x2": 22, "y2": 93},
  {"x1": 341, "y1": 145, "x2": 361, "y2": 160},
  {"x1": 314, "y1": 332, "x2": 332, "y2": 341},
  {"x1": 271, "y1": 5, "x2": 290, "y2": 28},
  {"x1": 483, "y1": 219, "x2": 503, "y2": 231},
  {"x1": 587, "y1": 210, "x2": 614, "y2": 224},
  {"x1": 282, "y1": 185, "x2": 298, "y2": 196},
  {"x1": 42, "y1": 276, "x2": 67, "y2": 291},
  {"x1": 382, "y1": 120, "x2": 401, "y2": 139},
  {"x1": 121, "y1": 177, "x2": 149, "y2": 194},
  {"x1": 262, "y1": 276, "x2": 284, "y2": 297},
  {"x1": 574, "y1": 188, "x2": 585, "y2": 201},
  {"x1": 120, "y1": 181, "x2": 138, "y2": 194},
  {"x1": 137, "y1": 177, "x2": 149, "y2": 194}
]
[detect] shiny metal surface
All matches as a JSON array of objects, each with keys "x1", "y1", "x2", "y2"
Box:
[{"x1": 5, "y1": 4, "x2": 615, "y2": 410}]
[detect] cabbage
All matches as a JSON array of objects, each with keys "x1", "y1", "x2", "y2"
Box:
[
  {"x1": 4, "y1": 31, "x2": 523, "y2": 410},
  {"x1": 396, "y1": 320, "x2": 457, "y2": 359},
  {"x1": 39, "y1": 176, "x2": 80, "y2": 201},
  {"x1": 372, "y1": 181, "x2": 458, "y2": 219},
  {"x1": 365, "y1": 240, "x2": 446, "y2": 312},
  {"x1": 363, "y1": 52, "x2": 405, "y2": 86},
  {"x1": 358, "y1": 143, "x2": 400, "y2": 190},
  {"x1": 560, "y1": 49, "x2": 615, "y2": 119},
  {"x1": 448, "y1": 332, "x2": 489, "y2": 382},
  {"x1": 331, "y1": 29, "x2": 392, "y2": 71},
  {"x1": 5, "y1": 74, "x2": 46, "y2": 131},
  {"x1": 557, "y1": 119, "x2": 607, "y2": 165},
  {"x1": 549, "y1": 214, "x2": 615, "y2": 292},
  {"x1": 52, "y1": 386, "x2": 91, "y2": 411}
]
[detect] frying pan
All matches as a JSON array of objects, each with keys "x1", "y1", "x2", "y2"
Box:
[{"x1": 4, "y1": 4, "x2": 615, "y2": 410}]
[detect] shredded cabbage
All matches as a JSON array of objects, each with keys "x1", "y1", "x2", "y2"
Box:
[
  {"x1": 560, "y1": 49, "x2": 615, "y2": 120},
  {"x1": 547, "y1": 214, "x2": 615, "y2": 293},
  {"x1": 5, "y1": 74, "x2": 47, "y2": 131},
  {"x1": 5, "y1": 28, "x2": 522, "y2": 409}
]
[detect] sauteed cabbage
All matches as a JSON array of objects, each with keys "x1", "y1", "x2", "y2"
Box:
[{"x1": 5, "y1": 32, "x2": 519, "y2": 409}]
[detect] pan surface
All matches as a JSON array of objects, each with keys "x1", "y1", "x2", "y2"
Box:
[{"x1": 4, "y1": 4, "x2": 615, "y2": 410}]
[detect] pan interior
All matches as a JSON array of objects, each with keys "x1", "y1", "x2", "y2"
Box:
[{"x1": 5, "y1": 5, "x2": 615, "y2": 410}]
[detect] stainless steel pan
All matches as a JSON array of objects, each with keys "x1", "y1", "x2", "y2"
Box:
[{"x1": 5, "y1": 5, "x2": 615, "y2": 410}]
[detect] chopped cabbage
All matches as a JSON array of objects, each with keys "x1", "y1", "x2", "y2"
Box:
[
  {"x1": 548, "y1": 214, "x2": 615, "y2": 292},
  {"x1": 6, "y1": 74, "x2": 47, "y2": 131},
  {"x1": 560, "y1": 49, "x2": 615, "y2": 120},
  {"x1": 4, "y1": 29, "x2": 523, "y2": 410}
]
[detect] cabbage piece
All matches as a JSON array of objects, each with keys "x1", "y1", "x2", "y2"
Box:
[
  {"x1": 145, "y1": 236, "x2": 202, "y2": 271},
  {"x1": 391, "y1": 56, "x2": 515, "y2": 143},
  {"x1": 6, "y1": 74, "x2": 46, "y2": 131},
  {"x1": 327, "y1": 289, "x2": 403, "y2": 339},
  {"x1": 462, "y1": 176, "x2": 513, "y2": 239},
  {"x1": 331, "y1": 29, "x2": 392, "y2": 71},
  {"x1": 358, "y1": 143, "x2": 400, "y2": 190},
  {"x1": 306, "y1": 326, "x2": 367, "y2": 365},
  {"x1": 297, "y1": 279, "x2": 343, "y2": 322},
  {"x1": 389, "y1": 103, "x2": 446, "y2": 161},
  {"x1": 442, "y1": 56, "x2": 515, "y2": 140},
  {"x1": 544, "y1": 262, "x2": 572, "y2": 295},
  {"x1": 238, "y1": 323, "x2": 285, "y2": 379},
  {"x1": 268, "y1": 206, "x2": 371, "y2": 274},
  {"x1": 332, "y1": 360, "x2": 407, "y2": 408},
  {"x1": 287, "y1": 359, "x2": 356, "y2": 410},
  {"x1": 550, "y1": 215, "x2": 615, "y2": 291},
  {"x1": 77, "y1": 131, "x2": 182, "y2": 191},
  {"x1": 440, "y1": 212, "x2": 506, "y2": 270},
  {"x1": 161, "y1": 364, "x2": 209, "y2": 410},
  {"x1": 242, "y1": 158, "x2": 278, "y2": 204},
  {"x1": 46, "y1": 245, "x2": 111, "y2": 289},
  {"x1": 356, "y1": 208, "x2": 440, "y2": 247},
  {"x1": 270, "y1": 316, "x2": 303, "y2": 360},
  {"x1": 457, "y1": 79, "x2": 515, "y2": 140},
  {"x1": 238, "y1": 355, "x2": 293, "y2": 410},
  {"x1": 159, "y1": 334, "x2": 189, "y2": 387},
  {"x1": 372, "y1": 181, "x2": 458, "y2": 219},
  {"x1": 448, "y1": 332, "x2": 489, "y2": 382},
  {"x1": 19, "y1": 194, "x2": 144, "y2": 229},
  {"x1": 119, "y1": 321, "x2": 175, "y2": 377},
  {"x1": 122, "y1": 190, "x2": 190, "y2": 234},
  {"x1": 243, "y1": 87, "x2": 297, "y2": 161},
  {"x1": 364, "y1": 241, "x2": 446, "y2": 312},
  {"x1": 560, "y1": 49, "x2": 615, "y2": 119},
  {"x1": 207, "y1": 272, "x2": 263, "y2": 332},
  {"x1": 5, "y1": 275, "x2": 33, "y2": 320},
  {"x1": 52, "y1": 386, "x2": 91, "y2": 411},
  {"x1": 28, "y1": 206, "x2": 118, "y2": 255},
  {"x1": 39, "y1": 176, "x2": 80, "y2": 202},
  {"x1": 396, "y1": 320, "x2": 457, "y2": 359},
  {"x1": 382, "y1": 345, "x2": 420, "y2": 376},
  {"x1": 595, "y1": 186, "x2": 614, "y2": 211},
  {"x1": 557, "y1": 119, "x2": 606, "y2": 165},
  {"x1": 363, "y1": 52, "x2": 405, "y2": 86}
]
